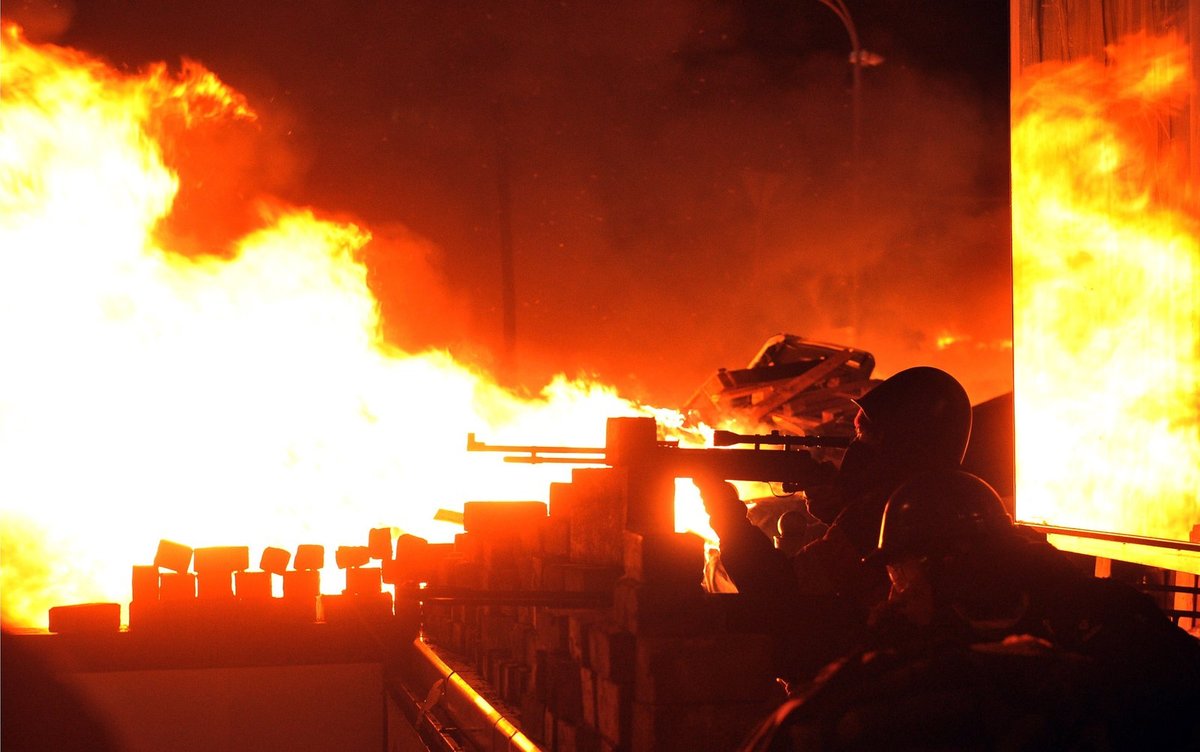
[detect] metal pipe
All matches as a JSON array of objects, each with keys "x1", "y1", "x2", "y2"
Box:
[
  {"x1": 815, "y1": 0, "x2": 862, "y2": 165},
  {"x1": 1022, "y1": 523, "x2": 1200, "y2": 554},
  {"x1": 410, "y1": 638, "x2": 543, "y2": 752}
]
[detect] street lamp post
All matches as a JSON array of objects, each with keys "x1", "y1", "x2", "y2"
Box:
[
  {"x1": 816, "y1": 0, "x2": 862, "y2": 168},
  {"x1": 815, "y1": 0, "x2": 863, "y2": 336}
]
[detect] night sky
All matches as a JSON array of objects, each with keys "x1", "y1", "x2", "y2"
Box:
[{"x1": 6, "y1": 0, "x2": 1014, "y2": 407}]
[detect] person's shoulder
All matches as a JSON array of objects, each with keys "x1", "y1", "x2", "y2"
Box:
[{"x1": 740, "y1": 638, "x2": 1108, "y2": 751}]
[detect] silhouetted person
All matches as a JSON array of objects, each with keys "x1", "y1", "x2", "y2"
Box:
[
  {"x1": 740, "y1": 470, "x2": 1200, "y2": 751},
  {"x1": 697, "y1": 366, "x2": 973, "y2": 684}
]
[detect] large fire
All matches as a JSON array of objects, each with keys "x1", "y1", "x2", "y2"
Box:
[
  {"x1": 0, "y1": 25, "x2": 725, "y2": 629},
  {"x1": 1013, "y1": 32, "x2": 1200, "y2": 560}
]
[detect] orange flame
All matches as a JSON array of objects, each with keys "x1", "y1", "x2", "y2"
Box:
[
  {"x1": 0, "y1": 25, "x2": 724, "y2": 629},
  {"x1": 1013, "y1": 33, "x2": 1200, "y2": 549}
]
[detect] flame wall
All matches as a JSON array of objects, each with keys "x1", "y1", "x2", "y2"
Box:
[
  {"x1": 1012, "y1": 1, "x2": 1200, "y2": 565},
  {"x1": 0, "y1": 25, "x2": 723, "y2": 630}
]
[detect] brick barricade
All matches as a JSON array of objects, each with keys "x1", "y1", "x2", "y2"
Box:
[
  {"x1": 114, "y1": 457, "x2": 784, "y2": 750},
  {"x1": 415, "y1": 466, "x2": 788, "y2": 752}
]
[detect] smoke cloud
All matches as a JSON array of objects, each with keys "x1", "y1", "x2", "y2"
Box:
[{"x1": 10, "y1": 0, "x2": 1013, "y2": 406}]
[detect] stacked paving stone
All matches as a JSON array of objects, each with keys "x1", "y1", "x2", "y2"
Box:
[
  {"x1": 120, "y1": 530, "x2": 417, "y2": 631},
  {"x1": 418, "y1": 417, "x2": 784, "y2": 752},
  {"x1": 48, "y1": 417, "x2": 786, "y2": 750}
]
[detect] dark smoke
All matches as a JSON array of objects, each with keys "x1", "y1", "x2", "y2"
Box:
[{"x1": 7, "y1": 0, "x2": 1013, "y2": 406}]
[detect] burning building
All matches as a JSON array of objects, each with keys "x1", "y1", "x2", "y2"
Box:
[
  {"x1": 1011, "y1": 0, "x2": 1200, "y2": 608},
  {"x1": 2, "y1": 0, "x2": 1200, "y2": 750}
]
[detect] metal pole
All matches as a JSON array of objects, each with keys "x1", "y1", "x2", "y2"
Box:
[
  {"x1": 815, "y1": 0, "x2": 863, "y2": 335},
  {"x1": 816, "y1": 0, "x2": 862, "y2": 166}
]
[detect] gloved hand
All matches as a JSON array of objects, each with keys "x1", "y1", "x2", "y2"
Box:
[{"x1": 693, "y1": 475, "x2": 747, "y2": 534}]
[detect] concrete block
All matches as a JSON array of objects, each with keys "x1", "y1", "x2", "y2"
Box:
[
  {"x1": 368, "y1": 527, "x2": 392, "y2": 559},
  {"x1": 235, "y1": 570, "x2": 272, "y2": 600},
  {"x1": 233, "y1": 595, "x2": 315, "y2": 625},
  {"x1": 380, "y1": 556, "x2": 400, "y2": 587},
  {"x1": 283, "y1": 569, "x2": 320, "y2": 600},
  {"x1": 612, "y1": 577, "x2": 722, "y2": 636},
  {"x1": 394, "y1": 597, "x2": 422, "y2": 638},
  {"x1": 293, "y1": 543, "x2": 325, "y2": 570},
  {"x1": 344, "y1": 566, "x2": 382, "y2": 595},
  {"x1": 540, "y1": 514, "x2": 570, "y2": 557},
  {"x1": 462, "y1": 500, "x2": 547, "y2": 536},
  {"x1": 520, "y1": 696, "x2": 548, "y2": 745},
  {"x1": 517, "y1": 551, "x2": 538, "y2": 590},
  {"x1": 533, "y1": 555, "x2": 567, "y2": 590},
  {"x1": 131, "y1": 565, "x2": 159, "y2": 603},
  {"x1": 568, "y1": 614, "x2": 593, "y2": 665},
  {"x1": 482, "y1": 562, "x2": 520, "y2": 591},
  {"x1": 259, "y1": 546, "x2": 291, "y2": 575},
  {"x1": 604, "y1": 417, "x2": 676, "y2": 535},
  {"x1": 447, "y1": 558, "x2": 482, "y2": 589},
  {"x1": 394, "y1": 533, "x2": 429, "y2": 557},
  {"x1": 193, "y1": 545, "x2": 250, "y2": 573},
  {"x1": 603, "y1": 416, "x2": 657, "y2": 466},
  {"x1": 548, "y1": 480, "x2": 573, "y2": 517},
  {"x1": 622, "y1": 531, "x2": 705, "y2": 588},
  {"x1": 48, "y1": 603, "x2": 121, "y2": 634},
  {"x1": 484, "y1": 648, "x2": 511, "y2": 686},
  {"x1": 580, "y1": 665, "x2": 598, "y2": 728},
  {"x1": 127, "y1": 599, "x2": 157, "y2": 630},
  {"x1": 426, "y1": 543, "x2": 455, "y2": 582},
  {"x1": 126, "y1": 600, "x2": 185, "y2": 631},
  {"x1": 566, "y1": 469, "x2": 626, "y2": 567},
  {"x1": 534, "y1": 609, "x2": 571, "y2": 653},
  {"x1": 492, "y1": 656, "x2": 512, "y2": 698},
  {"x1": 563, "y1": 564, "x2": 622, "y2": 593},
  {"x1": 634, "y1": 633, "x2": 778, "y2": 705},
  {"x1": 546, "y1": 652, "x2": 584, "y2": 723},
  {"x1": 153, "y1": 539, "x2": 192, "y2": 573},
  {"x1": 159, "y1": 572, "x2": 196, "y2": 601},
  {"x1": 478, "y1": 528, "x2": 541, "y2": 573},
  {"x1": 543, "y1": 708, "x2": 557, "y2": 750},
  {"x1": 240, "y1": 597, "x2": 320, "y2": 628},
  {"x1": 384, "y1": 535, "x2": 424, "y2": 585},
  {"x1": 500, "y1": 661, "x2": 529, "y2": 704},
  {"x1": 335, "y1": 545, "x2": 370, "y2": 569},
  {"x1": 454, "y1": 531, "x2": 480, "y2": 561},
  {"x1": 386, "y1": 534, "x2": 446, "y2": 585},
  {"x1": 479, "y1": 612, "x2": 517, "y2": 655},
  {"x1": 516, "y1": 624, "x2": 539, "y2": 665},
  {"x1": 196, "y1": 570, "x2": 234, "y2": 599},
  {"x1": 575, "y1": 724, "x2": 604, "y2": 752},
  {"x1": 130, "y1": 599, "x2": 240, "y2": 632},
  {"x1": 596, "y1": 676, "x2": 631, "y2": 746},
  {"x1": 555, "y1": 717, "x2": 578, "y2": 752},
  {"x1": 587, "y1": 622, "x2": 636, "y2": 684},
  {"x1": 320, "y1": 592, "x2": 393, "y2": 623}
]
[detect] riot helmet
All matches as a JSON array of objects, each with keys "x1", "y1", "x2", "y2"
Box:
[
  {"x1": 852, "y1": 366, "x2": 972, "y2": 468},
  {"x1": 869, "y1": 469, "x2": 1013, "y2": 565},
  {"x1": 818, "y1": 367, "x2": 972, "y2": 532}
]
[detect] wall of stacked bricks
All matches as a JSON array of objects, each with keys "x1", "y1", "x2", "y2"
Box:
[
  {"x1": 419, "y1": 464, "x2": 782, "y2": 752},
  {"x1": 109, "y1": 536, "x2": 401, "y2": 633},
  {"x1": 57, "y1": 423, "x2": 782, "y2": 751}
]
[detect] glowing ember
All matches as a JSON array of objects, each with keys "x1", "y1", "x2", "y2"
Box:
[
  {"x1": 0, "y1": 25, "x2": 723, "y2": 629},
  {"x1": 1013, "y1": 33, "x2": 1200, "y2": 546}
]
